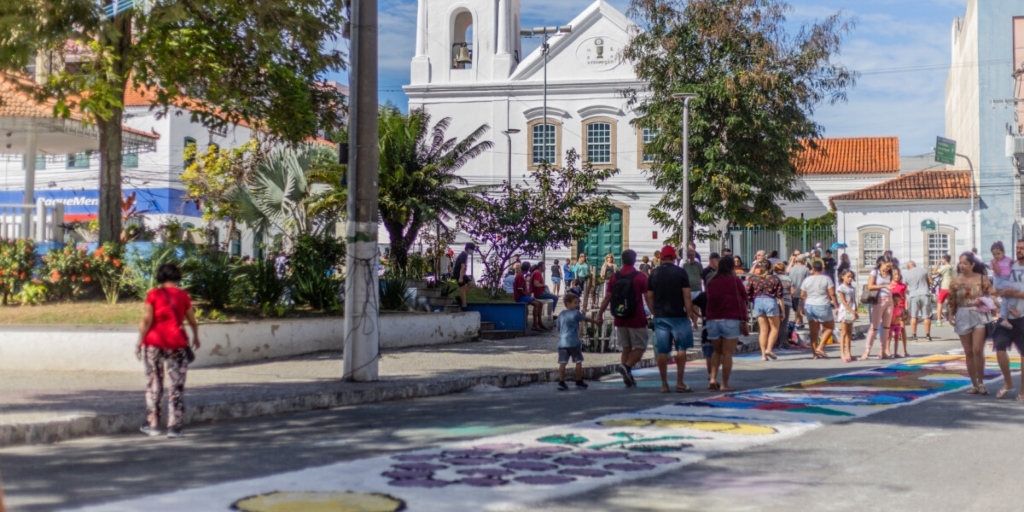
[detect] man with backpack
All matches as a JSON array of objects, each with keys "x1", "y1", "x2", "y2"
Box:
[{"x1": 598, "y1": 249, "x2": 651, "y2": 387}]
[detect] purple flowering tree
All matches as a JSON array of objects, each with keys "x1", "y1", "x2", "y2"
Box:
[{"x1": 462, "y1": 150, "x2": 618, "y2": 297}]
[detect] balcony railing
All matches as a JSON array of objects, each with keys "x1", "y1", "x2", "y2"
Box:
[{"x1": 0, "y1": 200, "x2": 65, "y2": 243}]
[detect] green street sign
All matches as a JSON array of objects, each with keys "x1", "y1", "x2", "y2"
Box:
[
  {"x1": 935, "y1": 136, "x2": 957, "y2": 165},
  {"x1": 921, "y1": 219, "x2": 937, "y2": 232}
]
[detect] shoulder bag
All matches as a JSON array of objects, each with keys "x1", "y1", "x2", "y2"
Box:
[
  {"x1": 161, "y1": 288, "x2": 195, "y2": 363},
  {"x1": 860, "y1": 273, "x2": 879, "y2": 305},
  {"x1": 735, "y1": 278, "x2": 751, "y2": 336}
]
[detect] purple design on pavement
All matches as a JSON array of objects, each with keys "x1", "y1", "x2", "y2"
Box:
[
  {"x1": 388, "y1": 478, "x2": 450, "y2": 488},
  {"x1": 503, "y1": 461, "x2": 559, "y2": 472},
  {"x1": 515, "y1": 475, "x2": 576, "y2": 485},
  {"x1": 498, "y1": 452, "x2": 551, "y2": 460},
  {"x1": 559, "y1": 468, "x2": 614, "y2": 478},
  {"x1": 442, "y1": 457, "x2": 495, "y2": 466},
  {"x1": 391, "y1": 454, "x2": 438, "y2": 462},
  {"x1": 574, "y1": 451, "x2": 627, "y2": 459},
  {"x1": 459, "y1": 477, "x2": 510, "y2": 487},
  {"x1": 522, "y1": 446, "x2": 572, "y2": 454},
  {"x1": 628, "y1": 455, "x2": 680, "y2": 465},
  {"x1": 444, "y1": 449, "x2": 493, "y2": 457},
  {"x1": 394, "y1": 463, "x2": 447, "y2": 471},
  {"x1": 552, "y1": 457, "x2": 595, "y2": 467},
  {"x1": 604, "y1": 463, "x2": 657, "y2": 472},
  {"x1": 456, "y1": 468, "x2": 515, "y2": 477},
  {"x1": 382, "y1": 470, "x2": 433, "y2": 479},
  {"x1": 474, "y1": 443, "x2": 522, "y2": 451}
]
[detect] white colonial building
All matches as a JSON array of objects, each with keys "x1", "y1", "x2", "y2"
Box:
[{"x1": 405, "y1": 0, "x2": 663, "y2": 266}]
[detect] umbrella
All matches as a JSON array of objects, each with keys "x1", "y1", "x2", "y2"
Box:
[{"x1": 830, "y1": 242, "x2": 848, "y2": 251}]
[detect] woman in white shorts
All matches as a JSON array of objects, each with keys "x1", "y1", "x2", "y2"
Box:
[
  {"x1": 801, "y1": 260, "x2": 837, "y2": 359},
  {"x1": 947, "y1": 252, "x2": 995, "y2": 395}
]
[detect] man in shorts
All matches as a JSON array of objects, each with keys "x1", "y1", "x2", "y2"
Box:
[
  {"x1": 452, "y1": 243, "x2": 475, "y2": 310},
  {"x1": 646, "y1": 245, "x2": 698, "y2": 393},
  {"x1": 934, "y1": 254, "x2": 953, "y2": 324},
  {"x1": 993, "y1": 240, "x2": 1024, "y2": 400},
  {"x1": 598, "y1": 249, "x2": 651, "y2": 388},
  {"x1": 902, "y1": 261, "x2": 933, "y2": 341}
]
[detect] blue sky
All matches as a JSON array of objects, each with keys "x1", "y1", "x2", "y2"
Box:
[{"x1": 328, "y1": 0, "x2": 970, "y2": 155}]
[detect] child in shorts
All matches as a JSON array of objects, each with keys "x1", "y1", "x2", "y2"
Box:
[{"x1": 556, "y1": 293, "x2": 599, "y2": 391}]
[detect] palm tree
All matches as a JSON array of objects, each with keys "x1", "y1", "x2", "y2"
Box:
[
  {"x1": 378, "y1": 107, "x2": 494, "y2": 270},
  {"x1": 231, "y1": 145, "x2": 340, "y2": 248}
]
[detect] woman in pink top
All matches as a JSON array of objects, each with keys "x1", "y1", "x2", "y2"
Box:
[{"x1": 704, "y1": 257, "x2": 748, "y2": 391}]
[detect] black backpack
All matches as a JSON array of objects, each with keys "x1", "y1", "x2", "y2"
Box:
[{"x1": 610, "y1": 270, "x2": 640, "y2": 319}]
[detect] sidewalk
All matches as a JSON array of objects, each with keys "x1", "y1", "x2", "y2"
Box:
[{"x1": 1, "y1": 330, "x2": 762, "y2": 447}]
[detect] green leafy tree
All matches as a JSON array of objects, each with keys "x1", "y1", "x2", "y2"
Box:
[
  {"x1": 623, "y1": 0, "x2": 856, "y2": 243},
  {"x1": 462, "y1": 150, "x2": 618, "y2": 296},
  {"x1": 0, "y1": 0, "x2": 347, "y2": 243},
  {"x1": 378, "y1": 107, "x2": 493, "y2": 270}
]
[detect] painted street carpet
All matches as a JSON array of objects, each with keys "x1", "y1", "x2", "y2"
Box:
[{"x1": 74, "y1": 354, "x2": 1016, "y2": 512}]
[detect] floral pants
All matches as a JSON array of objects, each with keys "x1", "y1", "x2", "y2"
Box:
[{"x1": 144, "y1": 346, "x2": 189, "y2": 430}]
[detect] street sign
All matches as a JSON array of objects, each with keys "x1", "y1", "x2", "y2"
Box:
[
  {"x1": 921, "y1": 219, "x2": 937, "y2": 232},
  {"x1": 935, "y1": 137, "x2": 957, "y2": 165}
]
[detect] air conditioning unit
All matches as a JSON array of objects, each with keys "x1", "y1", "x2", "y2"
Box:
[{"x1": 1007, "y1": 134, "x2": 1024, "y2": 157}]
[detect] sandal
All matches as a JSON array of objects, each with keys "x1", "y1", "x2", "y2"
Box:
[
  {"x1": 766, "y1": 352, "x2": 778, "y2": 360},
  {"x1": 719, "y1": 386, "x2": 736, "y2": 392},
  {"x1": 708, "y1": 382, "x2": 720, "y2": 391},
  {"x1": 997, "y1": 388, "x2": 1013, "y2": 399},
  {"x1": 966, "y1": 386, "x2": 980, "y2": 395},
  {"x1": 978, "y1": 385, "x2": 988, "y2": 396},
  {"x1": 676, "y1": 385, "x2": 693, "y2": 393}
]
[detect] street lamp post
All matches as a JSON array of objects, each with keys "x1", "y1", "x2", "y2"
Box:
[
  {"x1": 956, "y1": 152, "x2": 976, "y2": 251},
  {"x1": 672, "y1": 93, "x2": 698, "y2": 247},
  {"x1": 501, "y1": 129, "x2": 520, "y2": 184},
  {"x1": 520, "y1": 25, "x2": 570, "y2": 273}
]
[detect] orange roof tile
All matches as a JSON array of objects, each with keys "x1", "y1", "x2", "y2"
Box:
[
  {"x1": 829, "y1": 170, "x2": 973, "y2": 209},
  {"x1": 795, "y1": 137, "x2": 900, "y2": 175},
  {"x1": 0, "y1": 72, "x2": 159, "y2": 140}
]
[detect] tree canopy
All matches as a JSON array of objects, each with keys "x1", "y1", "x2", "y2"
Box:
[
  {"x1": 0, "y1": 0, "x2": 347, "y2": 242},
  {"x1": 623, "y1": 0, "x2": 857, "y2": 243}
]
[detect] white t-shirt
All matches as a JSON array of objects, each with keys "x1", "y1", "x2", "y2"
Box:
[
  {"x1": 871, "y1": 269, "x2": 892, "y2": 296},
  {"x1": 1006, "y1": 262, "x2": 1024, "y2": 320},
  {"x1": 836, "y1": 283, "x2": 856, "y2": 319},
  {"x1": 801, "y1": 274, "x2": 835, "y2": 306}
]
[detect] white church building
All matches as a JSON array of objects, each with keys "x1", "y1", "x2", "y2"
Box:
[{"x1": 405, "y1": 0, "x2": 663, "y2": 266}]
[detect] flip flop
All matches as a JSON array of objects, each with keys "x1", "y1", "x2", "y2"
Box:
[
  {"x1": 966, "y1": 386, "x2": 980, "y2": 395},
  {"x1": 708, "y1": 382, "x2": 719, "y2": 391},
  {"x1": 766, "y1": 352, "x2": 778, "y2": 360},
  {"x1": 676, "y1": 385, "x2": 693, "y2": 393},
  {"x1": 997, "y1": 388, "x2": 1013, "y2": 399},
  {"x1": 719, "y1": 386, "x2": 737, "y2": 392}
]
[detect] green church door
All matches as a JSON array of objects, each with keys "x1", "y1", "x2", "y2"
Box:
[{"x1": 578, "y1": 206, "x2": 624, "y2": 267}]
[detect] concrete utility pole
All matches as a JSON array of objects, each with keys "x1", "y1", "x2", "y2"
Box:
[
  {"x1": 343, "y1": 0, "x2": 380, "y2": 382},
  {"x1": 672, "y1": 93, "x2": 698, "y2": 247},
  {"x1": 956, "y1": 152, "x2": 976, "y2": 251},
  {"x1": 501, "y1": 129, "x2": 519, "y2": 184}
]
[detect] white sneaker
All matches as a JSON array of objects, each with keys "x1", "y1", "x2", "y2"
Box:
[
  {"x1": 167, "y1": 428, "x2": 184, "y2": 439},
  {"x1": 140, "y1": 425, "x2": 161, "y2": 437}
]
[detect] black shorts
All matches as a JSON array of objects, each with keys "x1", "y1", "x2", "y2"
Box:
[
  {"x1": 791, "y1": 297, "x2": 802, "y2": 310},
  {"x1": 558, "y1": 346, "x2": 585, "y2": 364},
  {"x1": 457, "y1": 276, "x2": 473, "y2": 287},
  {"x1": 993, "y1": 317, "x2": 1024, "y2": 353}
]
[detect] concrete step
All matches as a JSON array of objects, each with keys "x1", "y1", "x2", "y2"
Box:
[{"x1": 480, "y1": 330, "x2": 526, "y2": 340}]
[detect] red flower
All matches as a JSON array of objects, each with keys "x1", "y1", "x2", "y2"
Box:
[{"x1": 51, "y1": 271, "x2": 61, "y2": 281}]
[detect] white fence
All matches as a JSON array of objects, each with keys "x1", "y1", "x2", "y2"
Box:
[{"x1": 0, "y1": 199, "x2": 65, "y2": 242}]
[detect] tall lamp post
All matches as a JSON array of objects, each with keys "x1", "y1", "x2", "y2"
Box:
[
  {"x1": 672, "y1": 93, "x2": 698, "y2": 247},
  {"x1": 520, "y1": 25, "x2": 570, "y2": 272},
  {"x1": 956, "y1": 152, "x2": 976, "y2": 251},
  {"x1": 501, "y1": 129, "x2": 520, "y2": 184}
]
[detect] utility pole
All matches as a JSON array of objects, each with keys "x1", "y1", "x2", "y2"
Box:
[
  {"x1": 956, "y1": 152, "x2": 976, "y2": 251},
  {"x1": 672, "y1": 93, "x2": 698, "y2": 247},
  {"x1": 343, "y1": 0, "x2": 380, "y2": 382},
  {"x1": 501, "y1": 129, "x2": 519, "y2": 184}
]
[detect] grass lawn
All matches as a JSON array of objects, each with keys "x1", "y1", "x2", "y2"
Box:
[
  {"x1": 464, "y1": 287, "x2": 516, "y2": 304},
  {"x1": 0, "y1": 302, "x2": 343, "y2": 326}
]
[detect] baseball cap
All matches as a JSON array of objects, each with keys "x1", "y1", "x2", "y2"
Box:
[
  {"x1": 660, "y1": 245, "x2": 677, "y2": 260},
  {"x1": 709, "y1": 252, "x2": 721, "y2": 260}
]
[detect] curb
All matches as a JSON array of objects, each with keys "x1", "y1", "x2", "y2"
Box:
[{"x1": 0, "y1": 340, "x2": 759, "y2": 448}]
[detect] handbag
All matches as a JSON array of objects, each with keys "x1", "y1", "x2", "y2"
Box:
[
  {"x1": 161, "y1": 288, "x2": 195, "y2": 363},
  {"x1": 860, "y1": 284, "x2": 878, "y2": 305},
  {"x1": 735, "y1": 279, "x2": 751, "y2": 336}
]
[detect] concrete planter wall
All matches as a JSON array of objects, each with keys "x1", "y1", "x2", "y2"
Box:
[{"x1": 0, "y1": 311, "x2": 480, "y2": 373}]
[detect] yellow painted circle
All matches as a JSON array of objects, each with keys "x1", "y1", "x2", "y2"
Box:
[
  {"x1": 598, "y1": 418, "x2": 776, "y2": 435},
  {"x1": 233, "y1": 491, "x2": 404, "y2": 512}
]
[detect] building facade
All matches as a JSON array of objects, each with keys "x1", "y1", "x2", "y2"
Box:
[{"x1": 945, "y1": 0, "x2": 1024, "y2": 252}]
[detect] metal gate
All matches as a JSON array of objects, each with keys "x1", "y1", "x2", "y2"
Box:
[{"x1": 728, "y1": 224, "x2": 837, "y2": 265}]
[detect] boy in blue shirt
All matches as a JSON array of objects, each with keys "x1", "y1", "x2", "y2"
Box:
[{"x1": 556, "y1": 293, "x2": 599, "y2": 391}]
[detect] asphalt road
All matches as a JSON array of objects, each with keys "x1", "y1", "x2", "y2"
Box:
[{"x1": 3, "y1": 336, "x2": 1021, "y2": 511}]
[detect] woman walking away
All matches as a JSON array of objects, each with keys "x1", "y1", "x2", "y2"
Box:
[
  {"x1": 948, "y1": 253, "x2": 994, "y2": 395},
  {"x1": 888, "y1": 268, "x2": 909, "y2": 358},
  {"x1": 551, "y1": 259, "x2": 563, "y2": 296},
  {"x1": 836, "y1": 270, "x2": 858, "y2": 362},
  {"x1": 705, "y1": 256, "x2": 747, "y2": 391},
  {"x1": 136, "y1": 263, "x2": 200, "y2": 438},
  {"x1": 746, "y1": 260, "x2": 783, "y2": 361},
  {"x1": 862, "y1": 255, "x2": 896, "y2": 360},
  {"x1": 774, "y1": 262, "x2": 793, "y2": 350},
  {"x1": 801, "y1": 260, "x2": 837, "y2": 359}
]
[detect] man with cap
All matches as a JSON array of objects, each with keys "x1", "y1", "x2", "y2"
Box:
[{"x1": 646, "y1": 245, "x2": 698, "y2": 393}]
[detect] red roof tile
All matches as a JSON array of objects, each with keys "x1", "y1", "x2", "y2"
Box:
[
  {"x1": 829, "y1": 170, "x2": 973, "y2": 209},
  {"x1": 795, "y1": 137, "x2": 900, "y2": 175}
]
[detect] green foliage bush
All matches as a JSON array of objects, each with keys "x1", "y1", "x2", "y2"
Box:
[
  {"x1": 237, "y1": 256, "x2": 286, "y2": 311},
  {"x1": 41, "y1": 244, "x2": 93, "y2": 301},
  {"x1": 183, "y1": 249, "x2": 238, "y2": 311},
  {"x1": 379, "y1": 271, "x2": 409, "y2": 311},
  {"x1": 0, "y1": 239, "x2": 36, "y2": 305},
  {"x1": 290, "y1": 233, "x2": 345, "y2": 311}
]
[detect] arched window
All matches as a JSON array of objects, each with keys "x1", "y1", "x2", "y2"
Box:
[
  {"x1": 183, "y1": 137, "x2": 197, "y2": 167},
  {"x1": 451, "y1": 10, "x2": 474, "y2": 69}
]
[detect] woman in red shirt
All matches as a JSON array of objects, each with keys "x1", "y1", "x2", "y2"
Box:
[
  {"x1": 705, "y1": 256, "x2": 748, "y2": 391},
  {"x1": 136, "y1": 263, "x2": 200, "y2": 438}
]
